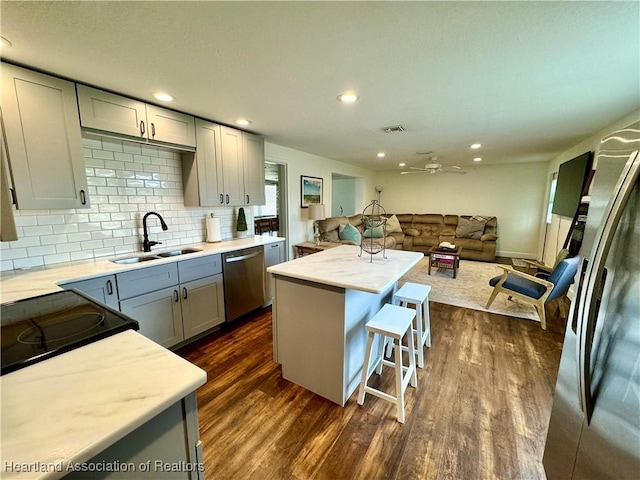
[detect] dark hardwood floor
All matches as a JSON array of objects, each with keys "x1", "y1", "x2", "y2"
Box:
[{"x1": 177, "y1": 301, "x2": 567, "y2": 480}]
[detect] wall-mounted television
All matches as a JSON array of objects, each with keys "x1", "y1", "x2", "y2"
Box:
[{"x1": 552, "y1": 151, "x2": 593, "y2": 218}]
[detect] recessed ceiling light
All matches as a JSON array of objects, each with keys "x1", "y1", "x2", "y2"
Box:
[
  {"x1": 398, "y1": 163, "x2": 406, "y2": 167},
  {"x1": 235, "y1": 119, "x2": 252, "y2": 126},
  {"x1": 470, "y1": 143, "x2": 482, "y2": 149},
  {"x1": 473, "y1": 157, "x2": 483, "y2": 162},
  {"x1": 337, "y1": 92, "x2": 359, "y2": 103},
  {"x1": 152, "y1": 92, "x2": 174, "y2": 102},
  {"x1": 0, "y1": 36, "x2": 13, "y2": 48},
  {"x1": 377, "y1": 152, "x2": 385, "y2": 158}
]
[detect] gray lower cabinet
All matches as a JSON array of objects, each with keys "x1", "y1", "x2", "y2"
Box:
[
  {"x1": 264, "y1": 241, "x2": 285, "y2": 307},
  {"x1": 181, "y1": 274, "x2": 225, "y2": 338},
  {"x1": 117, "y1": 256, "x2": 224, "y2": 348},
  {"x1": 61, "y1": 275, "x2": 119, "y2": 310},
  {"x1": 65, "y1": 392, "x2": 203, "y2": 479},
  {"x1": 120, "y1": 286, "x2": 185, "y2": 348}
]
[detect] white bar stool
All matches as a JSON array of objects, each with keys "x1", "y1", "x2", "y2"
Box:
[
  {"x1": 388, "y1": 282, "x2": 432, "y2": 368},
  {"x1": 357, "y1": 303, "x2": 417, "y2": 423}
]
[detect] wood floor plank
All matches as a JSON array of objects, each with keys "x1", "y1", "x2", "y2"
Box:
[{"x1": 178, "y1": 298, "x2": 566, "y2": 480}]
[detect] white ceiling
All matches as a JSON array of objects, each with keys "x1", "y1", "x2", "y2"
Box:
[{"x1": 1, "y1": 1, "x2": 638, "y2": 171}]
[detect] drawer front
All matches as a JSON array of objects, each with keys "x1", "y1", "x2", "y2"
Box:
[
  {"x1": 178, "y1": 254, "x2": 222, "y2": 283},
  {"x1": 116, "y1": 263, "x2": 179, "y2": 300}
]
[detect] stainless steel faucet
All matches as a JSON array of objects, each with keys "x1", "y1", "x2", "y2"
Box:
[{"x1": 142, "y1": 211, "x2": 168, "y2": 252}]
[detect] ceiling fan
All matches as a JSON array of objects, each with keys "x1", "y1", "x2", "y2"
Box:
[{"x1": 401, "y1": 155, "x2": 467, "y2": 175}]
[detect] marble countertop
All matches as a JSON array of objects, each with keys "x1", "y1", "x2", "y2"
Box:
[
  {"x1": 1, "y1": 330, "x2": 207, "y2": 480},
  {"x1": 267, "y1": 245, "x2": 423, "y2": 293},
  {"x1": 1, "y1": 236, "x2": 284, "y2": 304}
]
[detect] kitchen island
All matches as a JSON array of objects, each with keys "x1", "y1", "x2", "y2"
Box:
[{"x1": 267, "y1": 245, "x2": 423, "y2": 406}]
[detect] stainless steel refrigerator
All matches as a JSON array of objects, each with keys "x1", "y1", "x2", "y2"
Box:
[{"x1": 543, "y1": 121, "x2": 640, "y2": 479}]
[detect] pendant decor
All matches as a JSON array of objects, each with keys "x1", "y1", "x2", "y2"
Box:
[{"x1": 359, "y1": 200, "x2": 387, "y2": 262}]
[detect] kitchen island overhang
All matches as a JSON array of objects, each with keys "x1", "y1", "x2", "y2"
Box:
[{"x1": 267, "y1": 246, "x2": 423, "y2": 406}]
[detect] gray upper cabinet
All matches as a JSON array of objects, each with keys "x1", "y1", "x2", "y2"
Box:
[
  {"x1": 184, "y1": 122, "x2": 265, "y2": 207},
  {"x1": 183, "y1": 119, "x2": 223, "y2": 207},
  {"x1": 243, "y1": 132, "x2": 266, "y2": 206},
  {"x1": 1, "y1": 63, "x2": 90, "y2": 210},
  {"x1": 77, "y1": 85, "x2": 196, "y2": 148},
  {"x1": 220, "y1": 126, "x2": 245, "y2": 206}
]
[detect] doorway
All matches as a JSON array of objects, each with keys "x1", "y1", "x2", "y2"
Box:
[
  {"x1": 331, "y1": 173, "x2": 363, "y2": 217},
  {"x1": 253, "y1": 161, "x2": 288, "y2": 254}
]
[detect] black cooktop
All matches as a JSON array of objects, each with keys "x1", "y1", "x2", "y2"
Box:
[{"x1": 1, "y1": 290, "x2": 139, "y2": 375}]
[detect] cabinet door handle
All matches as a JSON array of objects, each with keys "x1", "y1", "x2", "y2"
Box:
[
  {"x1": 173, "y1": 289, "x2": 179, "y2": 302},
  {"x1": 140, "y1": 120, "x2": 146, "y2": 136},
  {"x1": 220, "y1": 194, "x2": 224, "y2": 204},
  {"x1": 183, "y1": 287, "x2": 188, "y2": 300},
  {"x1": 79, "y1": 189, "x2": 87, "y2": 205},
  {"x1": 9, "y1": 188, "x2": 16, "y2": 205},
  {"x1": 246, "y1": 194, "x2": 250, "y2": 204},
  {"x1": 151, "y1": 122, "x2": 156, "y2": 138},
  {"x1": 226, "y1": 194, "x2": 229, "y2": 204},
  {"x1": 106, "y1": 280, "x2": 113, "y2": 295}
]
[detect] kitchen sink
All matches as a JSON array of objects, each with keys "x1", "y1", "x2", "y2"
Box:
[
  {"x1": 111, "y1": 255, "x2": 160, "y2": 264},
  {"x1": 156, "y1": 248, "x2": 202, "y2": 257}
]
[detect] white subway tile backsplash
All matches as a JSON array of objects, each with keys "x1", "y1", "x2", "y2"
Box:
[
  {"x1": 43, "y1": 253, "x2": 71, "y2": 265},
  {"x1": 1, "y1": 136, "x2": 253, "y2": 270}
]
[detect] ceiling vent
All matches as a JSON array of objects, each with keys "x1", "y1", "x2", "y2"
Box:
[{"x1": 381, "y1": 125, "x2": 406, "y2": 133}]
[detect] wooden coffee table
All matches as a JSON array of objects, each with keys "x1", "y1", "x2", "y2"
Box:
[{"x1": 428, "y1": 245, "x2": 462, "y2": 278}]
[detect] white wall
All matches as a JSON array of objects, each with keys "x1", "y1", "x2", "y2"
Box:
[
  {"x1": 539, "y1": 109, "x2": 640, "y2": 263},
  {"x1": 265, "y1": 143, "x2": 377, "y2": 257},
  {"x1": 373, "y1": 162, "x2": 549, "y2": 258}
]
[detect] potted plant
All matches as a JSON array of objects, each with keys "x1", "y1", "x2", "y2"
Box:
[{"x1": 236, "y1": 207, "x2": 248, "y2": 238}]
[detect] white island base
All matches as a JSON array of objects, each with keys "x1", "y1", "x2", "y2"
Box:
[{"x1": 269, "y1": 246, "x2": 423, "y2": 406}]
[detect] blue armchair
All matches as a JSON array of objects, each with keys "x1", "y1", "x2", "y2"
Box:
[{"x1": 485, "y1": 256, "x2": 580, "y2": 330}]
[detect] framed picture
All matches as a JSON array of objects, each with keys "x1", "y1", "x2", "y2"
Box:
[{"x1": 301, "y1": 175, "x2": 323, "y2": 208}]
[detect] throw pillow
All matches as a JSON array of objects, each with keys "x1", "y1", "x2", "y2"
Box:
[
  {"x1": 384, "y1": 214, "x2": 403, "y2": 234},
  {"x1": 405, "y1": 228, "x2": 420, "y2": 236},
  {"x1": 480, "y1": 233, "x2": 498, "y2": 241},
  {"x1": 339, "y1": 223, "x2": 362, "y2": 244},
  {"x1": 456, "y1": 217, "x2": 486, "y2": 239},
  {"x1": 363, "y1": 225, "x2": 384, "y2": 238}
]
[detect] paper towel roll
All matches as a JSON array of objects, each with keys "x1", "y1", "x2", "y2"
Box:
[{"x1": 206, "y1": 217, "x2": 221, "y2": 243}]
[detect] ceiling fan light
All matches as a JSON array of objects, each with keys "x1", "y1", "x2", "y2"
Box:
[{"x1": 470, "y1": 143, "x2": 482, "y2": 149}]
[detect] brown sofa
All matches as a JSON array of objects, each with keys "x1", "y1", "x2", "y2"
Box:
[
  {"x1": 393, "y1": 214, "x2": 498, "y2": 262},
  {"x1": 317, "y1": 213, "x2": 498, "y2": 262}
]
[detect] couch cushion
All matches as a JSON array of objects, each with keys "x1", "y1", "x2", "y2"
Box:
[
  {"x1": 318, "y1": 216, "x2": 348, "y2": 234},
  {"x1": 413, "y1": 214, "x2": 443, "y2": 226},
  {"x1": 339, "y1": 223, "x2": 362, "y2": 243},
  {"x1": 412, "y1": 236, "x2": 439, "y2": 247},
  {"x1": 405, "y1": 228, "x2": 420, "y2": 236},
  {"x1": 395, "y1": 214, "x2": 414, "y2": 224},
  {"x1": 490, "y1": 273, "x2": 547, "y2": 299},
  {"x1": 363, "y1": 225, "x2": 384, "y2": 238},
  {"x1": 348, "y1": 213, "x2": 363, "y2": 228},
  {"x1": 456, "y1": 217, "x2": 486, "y2": 239},
  {"x1": 455, "y1": 238, "x2": 484, "y2": 251},
  {"x1": 385, "y1": 214, "x2": 403, "y2": 233}
]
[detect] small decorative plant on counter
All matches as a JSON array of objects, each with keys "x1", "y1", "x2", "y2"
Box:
[{"x1": 236, "y1": 207, "x2": 248, "y2": 238}]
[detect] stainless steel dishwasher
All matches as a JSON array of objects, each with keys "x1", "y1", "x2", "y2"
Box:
[{"x1": 222, "y1": 246, "x2": 265, "y2": 322}]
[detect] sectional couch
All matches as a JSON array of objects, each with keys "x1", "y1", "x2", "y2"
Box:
[{"x1": 317, "y1": 213, "x2": 498, "y2": 262}]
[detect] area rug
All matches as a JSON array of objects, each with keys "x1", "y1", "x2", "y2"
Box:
[{"x1": 399, "y1": 258, "x2": 539, "y2": 322}]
